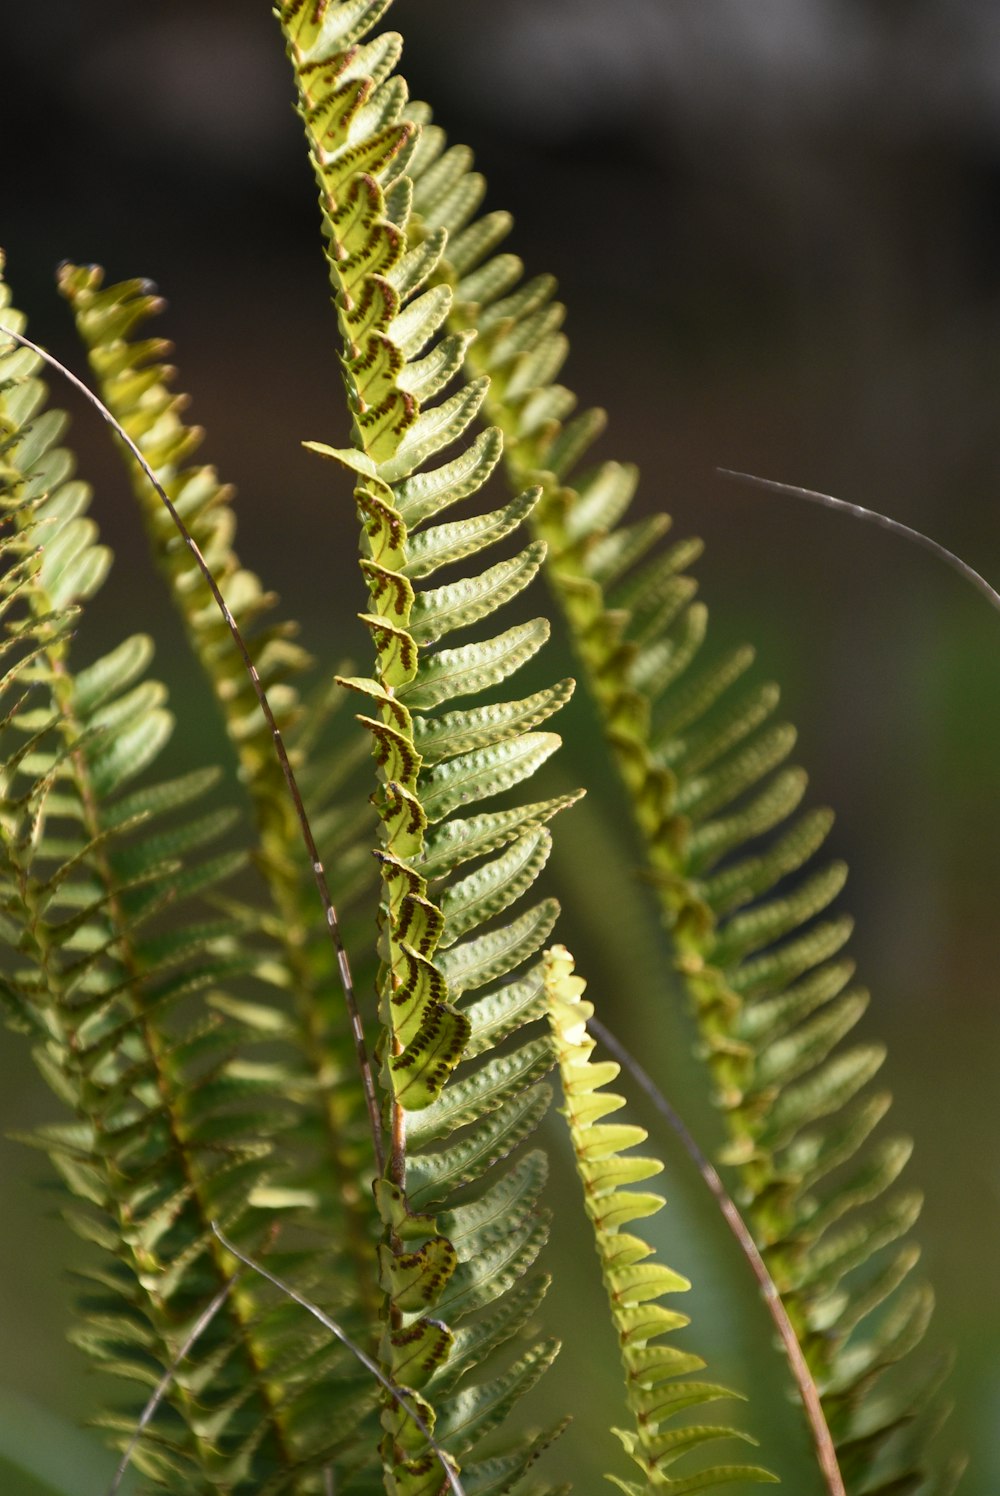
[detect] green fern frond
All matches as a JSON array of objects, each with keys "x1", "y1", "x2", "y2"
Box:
[
  {"x1": 544, "y1": 945, "x2": 776, "y2": 1495},
  {"x1": 389, "y1": 100, "x2": 957, "y2": 1493},
  {"x1": 276, "y1": 3, "x2": 584, "y2": 1488},
  {"x1": 55, "y1": 262, "x2": 386, "y2": 1328},
  {"x1": 0, "y1": 263, "x2": 383, "y2": 1491},
  {"x1": 0, "y1": 3, "x2": 966, "y2": 1491},
  {"x1": 55, "y1": 261, "x2": 377, "y2": 923}
]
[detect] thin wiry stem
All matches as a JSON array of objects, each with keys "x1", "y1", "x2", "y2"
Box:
[
  {"x1": 719, "y1": 468, "x2": 1000, "y2": 614},
  {"x1": 0, "y1": 324, "x2": 386, "y2": 1178},
  {"x1": 589, "y1": 1015, "x2": 846, "y2": 1496},
  {"x1": 107, "y1": 1273, "x2": 243, "y2": 1496},
  {"x1": 210, "y1": 1224, "x2": 466, "y2": 1496}
]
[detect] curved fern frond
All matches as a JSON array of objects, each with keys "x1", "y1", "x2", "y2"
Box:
[
  {"x1": 544, "y1": 946, "x2": 776, "y2": 1495},
  {"x1": 0, "y1": 260, "x2": 376, "y2": 1492},
  {"x1": 55, "y1": 266, "x2": 317, "y2": 906},
  {"x1": 277, "y1": 5, "x2": 581, "y2": 1489},
  {"x1": 395, "y1": 104, "x2": 958, "y2": 1493},
  {"x1": 55, "y1": 261, "x2": 387, "y2": 1329}
]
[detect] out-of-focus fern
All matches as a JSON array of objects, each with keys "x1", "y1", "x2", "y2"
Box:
[
  {"x1": 0, "y1": 260, "x2": 376, "y2": 1492},
  {"x1": 395, "y1": 89, "x2": 959, "y2": 1496},
  {"x1": 544, "y1": 945, "x2": 776, "y2": 1496},
  {"x1": 55, "y1": 264, "x2": 371, "y2": 923},
  {"x1": 276, "y1": 3, "x2": 580, "y2": 1490},
  {"x1": 56, "y1": 263, "x2": 381, "y2": 1307}
]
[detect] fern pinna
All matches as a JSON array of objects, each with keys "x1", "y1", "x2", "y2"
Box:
[{"x1": 389, "y1": 88, "x2": 960, "y2": 1495}]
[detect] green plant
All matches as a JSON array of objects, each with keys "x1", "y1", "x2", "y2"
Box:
[{"x1": 0, "y1": 3, "x2": 969, "y2": 1493}]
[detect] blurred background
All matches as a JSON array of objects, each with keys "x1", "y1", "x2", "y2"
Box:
[{"x1": 2, "y1": 0, "x2": 999, "y2": 1490}]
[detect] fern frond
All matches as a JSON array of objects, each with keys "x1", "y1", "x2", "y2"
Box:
[
  {"x1": 55, "y1": 257, "x2": 379, "y2": 913},
  {"x1": 544, "y1": 945, "x2": 776, "y2": 1494},
  {"x1": 394, "y1": 106, "x2": 958, "y2": 1492},
  {"x1": 276, "y1": 4, "x2": 583, "y2": 1488},
  {"x1": 1, "y1": 262, "x2": 376, "y2": 1491},
  {"x1": 56, "y1": 262, "x2": 384, "y2": 1323},
  {"x1": 57, "y1": 266, "x2": 308, "y2": 859}
]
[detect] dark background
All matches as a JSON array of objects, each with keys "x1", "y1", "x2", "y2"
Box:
[{"x1": 2, "y1": 2, "x2": 999, "y2": 1490}]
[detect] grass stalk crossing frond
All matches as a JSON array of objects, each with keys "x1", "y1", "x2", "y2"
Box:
[
  {"x1": 719, "y1": 469, "x2": 1000, "y2": 616},
  {"x1": 544, "y1": 946, "x2": 776, "y2": 1495},
  {"x1": 211, "y1": 1222, "x2": 469, "y2": 1496},
  {"x1": 107, "y1": 1270, "x2": 244, "y2": 1496}
]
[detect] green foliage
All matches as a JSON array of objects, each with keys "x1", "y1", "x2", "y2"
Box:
[
  {"x1": 389, "y1": 102, "x2": 957, "y2": 1493},
  {"x1": 55, "y1": 262, "x2": 382, "y2": 1312},
  {"x1": 0, "y1": 260, "x2": 369, "y2": 1494},
  {"x1": 276, "y1": 7, "x2": 581, "y2": 1486},
  {"x1": 0, "y1": 2, "x2": 965, "y2": 1494},
  {"x1": 544, "y1": 947, "x2": 775, "y2": 1495}
]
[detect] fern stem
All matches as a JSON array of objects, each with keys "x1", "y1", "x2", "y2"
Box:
[
  {"x1": 390, "y1": 1088, "x2": 406, "y2": 1192},
  {"x1": 4, "y1": 324, "x2": 386, "y2": 1177},
  {"x1": 589, "y1": 1015, "x2": 846, "y2": 1496}
]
